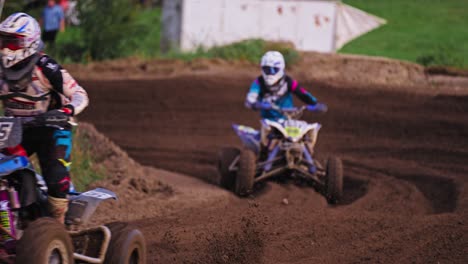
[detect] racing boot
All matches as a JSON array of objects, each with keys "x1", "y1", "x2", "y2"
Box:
[{"x1": 48, "y1": 196, "x2": 69, "y2": 224}]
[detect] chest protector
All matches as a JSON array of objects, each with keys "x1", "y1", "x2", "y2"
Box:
[{"x1": 257, "y1": 75, "x2": 293, "y2": 104}]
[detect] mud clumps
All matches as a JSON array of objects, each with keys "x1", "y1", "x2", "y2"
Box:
[
  {"x1": 188, "y1": 217, "x2": 265, "y2": 264},
  {"x1": 129, "y1": 178, "x2": 175, "y2": 197},
  {"x1": 185, "y1": 202, "x2": 267, "y2": 264},
  {"x1": 159, "y1": 230, "x2": 181, "y2": 254}
]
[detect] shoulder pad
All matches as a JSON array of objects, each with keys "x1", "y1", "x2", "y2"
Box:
[
  {"x1": 37, "y1": 55, "x2": 64, "y2": 92},
  {"x1": 37, "y1": 55, "x2": 62, "y2": 72}
]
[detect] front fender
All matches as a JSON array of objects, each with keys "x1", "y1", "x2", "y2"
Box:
[
  {"x1": 232, "y1": 124, "x2": 260, "y2": 154},
  {"x1": 66, "y1": 188, "x2": 117, "y2": 226},
  {"x1": 298, "y1": 123, "x2": 321, "y2": 140},
  {"x1": 0, "y1": 155, "x2": 32, "y2": 177}
]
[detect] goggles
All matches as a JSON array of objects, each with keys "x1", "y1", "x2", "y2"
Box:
[
  {"x1": 262, "y1": 66, "x2": 281, "y2": 76},
  {"x1": 0, "y1": 34, "x2": 24, "y2": 51}
]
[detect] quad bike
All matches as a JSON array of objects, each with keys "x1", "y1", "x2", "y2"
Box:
[
  {"x1": 0, "y1": 115, "x2": 146, "y2": 264},
  {"x1": 218, "y1": 103, "x2": 343, "y2": 204}
]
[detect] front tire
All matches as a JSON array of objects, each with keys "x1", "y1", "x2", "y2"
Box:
[
  {"x1": 218, "y1": 147, "x2": 240, "y2": 190},
  {"x1": 234, "y1": 148, "x2": 256, "y2": 196},
  {"x1": 104, "y1": 222, "x2": 147, "y2": 264},
  {"x1": 16, "y1": 217, "x2": 74, "y2": 264},
  {"x1": 325, "y1": 157, "x2": 343, "y2": 204}
]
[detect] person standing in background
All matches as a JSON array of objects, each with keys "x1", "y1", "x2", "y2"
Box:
[
  {"x1": 59, "y1": 0, "x2": 70, "y2": 24},
  {"x1": 59, "y1": 0, "x2": 69, "y2": 14},
  {"x1": 41, "y1": 0, "x2": 65, "y2": 47}
]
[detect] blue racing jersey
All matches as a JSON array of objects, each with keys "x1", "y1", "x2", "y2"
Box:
[{"x1": 245, "y1": 75, "x2": 317, "y2": 120}]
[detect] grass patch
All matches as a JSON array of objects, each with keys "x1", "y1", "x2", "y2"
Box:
[
  {"x1": 341, "y1": 0, "x2": 468, "y2": 68},
  {"x1": 70, "y1": 128, "x2": 106, "y2": 191},
  {"x1": 164, "y1": 39, "x2": 299, "y2": 65}
]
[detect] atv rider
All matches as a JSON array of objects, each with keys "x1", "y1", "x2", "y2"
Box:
[
  {"x1": 0, "y1": 13, "x2": 89, "y2": 224},
  {"x1": 245, "y1": 51, "x2": 323, "y2": 156}
]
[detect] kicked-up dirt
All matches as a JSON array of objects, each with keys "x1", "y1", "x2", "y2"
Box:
[{"x1": 75, "y1": 68, "x2": 468, "y2": 264}]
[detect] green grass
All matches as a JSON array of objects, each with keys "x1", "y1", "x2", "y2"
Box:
[
  {"x1": 163, "y1": 39, "x2": 299, "y2": 65},
  {"x1": 128, "y1": 7, "x2": 162, "y2": 58},
  {"x1": 341, "y1": 0, "x2": 468, "y2": 68},
  {"x1": 70, "y1": 128, "x2": 106, "y2": 191}
]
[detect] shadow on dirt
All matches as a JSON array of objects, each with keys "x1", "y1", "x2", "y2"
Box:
[
  {"x1": 340, "y1": 176, "x2": 369, "y2": 205},
  {"x1": 250, "y1": 175, "x2": 368, "y2": 206},
  {"x1": 344, "y1": 160, "x2": 458, "y2": 214},
  {"x1": 394, "y1": 174, "x2": 457, "y2": 214}
]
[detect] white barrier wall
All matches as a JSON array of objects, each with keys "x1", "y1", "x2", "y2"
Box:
[{"x1": 175, "y1": 0, "x2": 385, "y2": 52}]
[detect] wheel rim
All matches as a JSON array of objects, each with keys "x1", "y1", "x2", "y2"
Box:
[
  {"x1": 129, "y1": 248, "x2": 140, "y2": 264},
  {"x1": 47, "y1": 240, "x2": 69, "y2": 264},
  {"x1": 49, "y1": 248, "x2": 63, "y2": 264}
]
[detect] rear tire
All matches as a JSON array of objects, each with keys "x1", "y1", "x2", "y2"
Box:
[
  {"x1": 218, "y1": 147, "x2": 240, "y2": 190},
  {"x1": 104, "y1": 222, "x2": 147, "y2": 264},
  {"x1": 234, "y1": 148, "x2": 256, "y2": 196},
  {"x1": 325, "y1": 157, "x2": 343, "y2": 204},
  {"x1": 16, "y1": 217, "x2": 74, "y2": 264}
]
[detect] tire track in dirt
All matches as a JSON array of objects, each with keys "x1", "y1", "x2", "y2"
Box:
[{"x1": 79, "y1": 76, "x2": 468, "y2": 263}]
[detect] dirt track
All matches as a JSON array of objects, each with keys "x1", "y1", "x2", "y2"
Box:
[{"x1": 79, "y1": 75, "x2": 468, "y2": 263}]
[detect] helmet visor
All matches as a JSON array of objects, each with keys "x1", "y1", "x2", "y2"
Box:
[
  {"x1": 262, "y1": 66, "x2": 281, "y2": 76},
  {"x1": 0, "y1": 34, "x2": 24, "y2": 51}
]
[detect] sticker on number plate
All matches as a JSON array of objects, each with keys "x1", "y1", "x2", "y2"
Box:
[{"x1": 81, "y1": 188, "x2": 117, "y2": 200}]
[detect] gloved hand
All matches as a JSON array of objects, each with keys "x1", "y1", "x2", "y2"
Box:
[
  {"x1": 38, "y1": 106, "x2": 73, "y2": 127},
  {"x1": 254, "y1": 101, "x2": 273, "y2": 110},
  {"x1": 307, "y1": 103, "x2": 328, "y2": 113}
]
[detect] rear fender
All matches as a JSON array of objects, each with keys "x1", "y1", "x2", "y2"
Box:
[
  {"x1": 232, "y1": 124, "x2": 260, "y2": 154},
  {"x1": 66, "y1": 188, "x2": 117, "y2": 226}
]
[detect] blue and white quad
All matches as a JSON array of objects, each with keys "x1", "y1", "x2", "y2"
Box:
[
  {"x1": 0, "y1": 116, "x2": 146, "y2": 264},
  {"x1": 218, "y1": 103, "x2": 343, "y2": 204}
]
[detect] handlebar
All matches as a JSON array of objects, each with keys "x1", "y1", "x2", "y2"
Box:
[
  {"x1": 4, "y1": 114, "x2": 74, "y2": 130},
  {"x1": 254, "y1": 102, "x2": 328, "y2": 114}
]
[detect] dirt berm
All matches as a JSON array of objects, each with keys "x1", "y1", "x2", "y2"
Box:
[{"x1": 71, "y1": 53, "x2": 468, "y2": 263}]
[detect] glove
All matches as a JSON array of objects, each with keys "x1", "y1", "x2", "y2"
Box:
[
  {"x1": 307, "y1": 103, "x2": 328, "y2": 113},
  {"x1": 39, "y1": 107, "x2": 72, "y2": 127},
  {"x1": 254, "y1": 101, "x2": 273, "y2": 110}
]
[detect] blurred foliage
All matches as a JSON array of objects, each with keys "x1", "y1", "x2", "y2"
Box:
[
  {"x1": 51, "y1": 26, "x2": 87, "y2": 64},
  {"x1": 50, "y1": 3, "x2": 160, "y2": 63},
  {"x1": 165, "y1": 39, "x2": 299, "y2": 66},
  {"x1": 1, "y1": 1, "x2": 22, "y2": 19},
  {"x1": 77, "y1": 0, "x2": 139, "y2": 61}
]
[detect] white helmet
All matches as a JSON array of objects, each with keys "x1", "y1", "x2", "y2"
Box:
[
  {"x1": 261, "y1": 51, "x2": 285, "y2": 86},
  {"x1": 0, "y1": 13, "x2": 43, "y2": 70}
]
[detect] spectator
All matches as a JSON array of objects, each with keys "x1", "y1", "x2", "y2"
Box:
[
  {"x1": 59, "y1": 0, "x2": 69, "y2": 14},
  {"x1": 41, "y1": 0, "x2": 65, "y2": 46}
]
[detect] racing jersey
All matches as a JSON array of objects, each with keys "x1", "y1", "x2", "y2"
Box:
[
  {"x1": 0, "y1": 54, "x2": 88, "y2": 117},
  {"x1": 245, "y1": 75, "x2": 317, "y2": 120}
]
